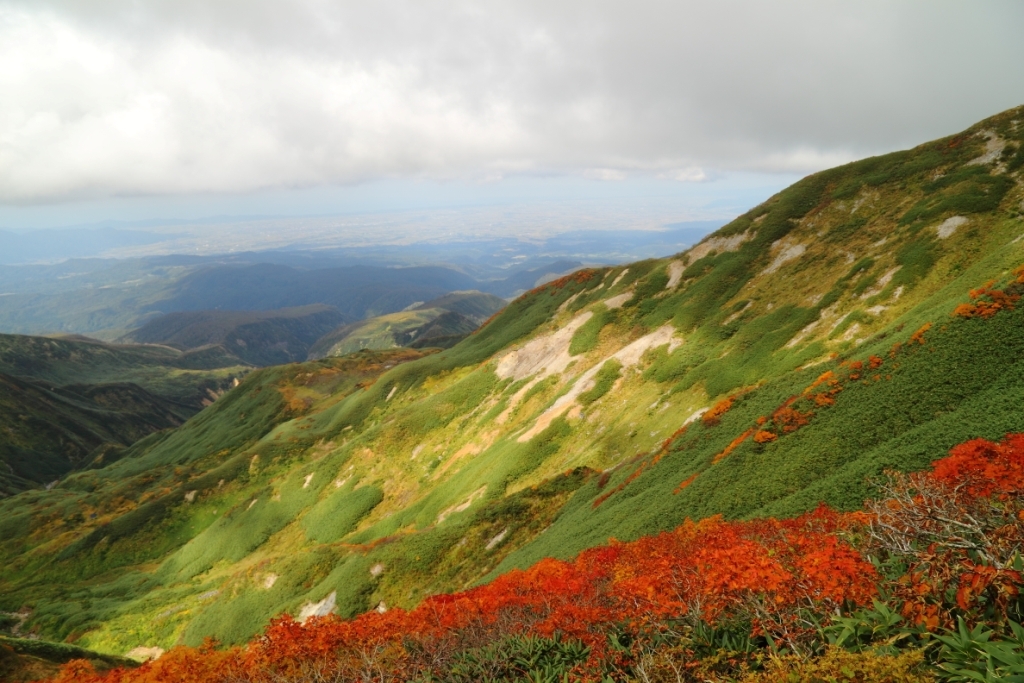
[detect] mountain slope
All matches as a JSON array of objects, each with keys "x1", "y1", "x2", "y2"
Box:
[
  {"x1": 412, "y1": 291, "x2": 508, "y2": 320},
  {"x1": 1, "y1": 104, "x2": 1023, "y2": 656},
  {"x1": 0, "y1": 374, "x2": 190, "y2": 497},
  {"x1": 307, "y1": 291, "x2": 506, "y2": 358},
  {"x1": 0, "y1": 334, "x2": 249, "y2": 408},
  {"x1": 0, "y1": 334, "x2": 251, "y2": 496}
]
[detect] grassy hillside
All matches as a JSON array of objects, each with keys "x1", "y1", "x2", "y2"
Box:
[
  {"x1": 120, "y1": 305, "x2": 346, "y2": 366},
  {"x1": 0, "y1": 635, "x2": 137, "y2": 682},
  {"x1": 414, "y1": 291, "x2": 508, "y2": 319},
  {"x1": 308, "y1": 291, "x2": 506, "y2": 358},
  {"x1": 1, "y1": 105, "x2": 1023, "y2": 659}
]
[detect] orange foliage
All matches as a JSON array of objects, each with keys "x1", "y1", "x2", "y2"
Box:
[
  {"x1": 803, "y1": 370, "x2": 837, "y2": 394},
  {"x1": 909, "y1": 322, "x2": 931, "y2": 345},
  {"x1": 866, "y1": 433, "x2": 1024, "y2": 630},
  {"x1": 753, "y1": 430, "x2": 777, "y2": 444},
  {"x1": 953, "y1": 282, "x2": 1020, "y2": 319},
  {"x1": 771, "y1": 407, "x2": 813, "y2": 433},
  {"x1": 712, "y1": 428, "x2": 755, "y2": 463},
  {"x1": 542, "y1": 268, "x2": 598, "y2": 295},
  {"x1": 847, "y1": 360, "x2": 864, "y2": 381},
  {"x1": 929, "y1": 433, "x2": 1024, "y2": 498},
  {"x1": 702, "y1": 396, "x2": 735, "y2": 426},
  {"x1": 673, "y1": 472, "x2": 699, "y2": 493},
  {"x1": 803, "y1": 370, "x2": 843, "y2": 407},
  {"x1": 952, "y1": 268, "x2": 1024, "y2": 319}
]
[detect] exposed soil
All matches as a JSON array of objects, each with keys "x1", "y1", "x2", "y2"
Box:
[
  {"x1": 518, "y1": 325, "x2": 680, "y2": 442},
  {"x1": 494, "y1": 312, "x2": 593, "y2": 382}
]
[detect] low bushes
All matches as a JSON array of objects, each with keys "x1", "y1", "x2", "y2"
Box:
[{"x1": 50, "y1": 433, "x2": 1024, "y2": 683}]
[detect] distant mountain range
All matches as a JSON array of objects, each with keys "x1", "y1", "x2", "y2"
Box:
[{"x1": 0, "y1": 258, "x2": 581, "y2": 339}]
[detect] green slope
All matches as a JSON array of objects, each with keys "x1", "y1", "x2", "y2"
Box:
[
  {"x1": 413, "y1": 291, "x2": 508, "y2": 320},
  {"x1": 1, "y1": 104, "x2": 1023, "y2": 657},
  {"x1": 308, "y1": 290, "x2": 506, "y2": 358},
  {"x1": 0, "y1": 334, "x2": 251, "y2": 496},
  {"x1": 0, "y1": 635, "x2": 137, "y2": 682}
]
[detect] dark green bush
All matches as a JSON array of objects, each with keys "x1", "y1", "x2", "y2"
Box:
[
  {"x1": 569, "y1": 306, "x2": 614, "y2": 356},
  {"x1": 579, "y1": 360, "x2": 622, "y2": 406}
]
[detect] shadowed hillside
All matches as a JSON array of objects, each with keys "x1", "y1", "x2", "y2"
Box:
[
  {"x1": 120, "y1": 305, "x2": 347, "y2": 366},
  {"x1": 0, "y1": 334, "x2": 250, "y2": 496}
]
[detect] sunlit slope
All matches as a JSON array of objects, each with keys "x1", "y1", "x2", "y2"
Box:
[
  {"x1": 1, "y1": 104, "x2": 1023, "y2": 656},
  {"x1": 307, "y1": 291, "x2": 506, "y2": 358}
]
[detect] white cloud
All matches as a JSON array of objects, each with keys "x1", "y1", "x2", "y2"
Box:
[
  {"x1": 1, "y1": 1, "x2": 1022, "y2": 203},
  {"x1": 584, "y1": 168, "x2": 628, "y2": 181},
  {"x1": 662, "y1": 168, "x2": 707, "y2": 183}
]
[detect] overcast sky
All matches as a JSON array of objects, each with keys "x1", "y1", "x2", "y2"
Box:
[{"x1": 2, "y1": 1, "x2": 1023, "y2": 230}]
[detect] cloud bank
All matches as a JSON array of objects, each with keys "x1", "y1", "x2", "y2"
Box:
[{"x1": 2, "y1": 0, "x2": 1023, "y2": 203}]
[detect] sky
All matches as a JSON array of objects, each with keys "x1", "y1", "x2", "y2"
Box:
[{"x1": 2, "y1": 1, "x2": 1023, "y2": 231}]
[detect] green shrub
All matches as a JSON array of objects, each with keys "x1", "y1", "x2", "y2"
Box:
[
  {"x1": 889, "y1": 238, "x2": 938, "y2": 291},
  {"x1": 934, "y1": 619, "x2": 1024, "y2": 682},
  {"x1": 0, "y1": 635, "x2": 136, "y2": 667},
  {"x1": 579, "y1": 360, "x2": 622, "y2": 406},
  {"x1": 899, "y1": 168, "x2": 1013, "y2": 226},
  {"x1": 442, "y1": 634, "x2": 590, "y2": 683},
  {"x1": 569, "y1": 306, "x2": 613, "y2": 356}
]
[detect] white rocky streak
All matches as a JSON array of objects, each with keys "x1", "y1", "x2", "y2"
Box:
[
  {"x1": 485, "y1": 527, "x2": 509, "y2": 550},
  {"x1": 126, "y1": 647, "x2": 165, "y2": 662},
  {"x1": 609, "y1": 269, "x2": 630, "y2": 288},
  {"x1": 299, "y1": 591, "x2": 336, "y2": 622},
  {"x1": 666, "y1": 260, "x2": 685, "y2": 289},
  {"x1": 604, "y1": 291, "x2": 633, "y2": 309},
  {"x1": 762, "y1": 239, "x2": 806, "y2": 275},
  {"x1": 494, "y1": 311, "x2": 593, "y2": 381},
  {"x1": 967, "y1": 130, "x2": 1007, "y2": 167},
  {"x1": 936, "y1": 215, "x2": 967, "y2": 239},
  {"x1": 686, "y1": 231, "x2": 753, "y2": 262}
]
